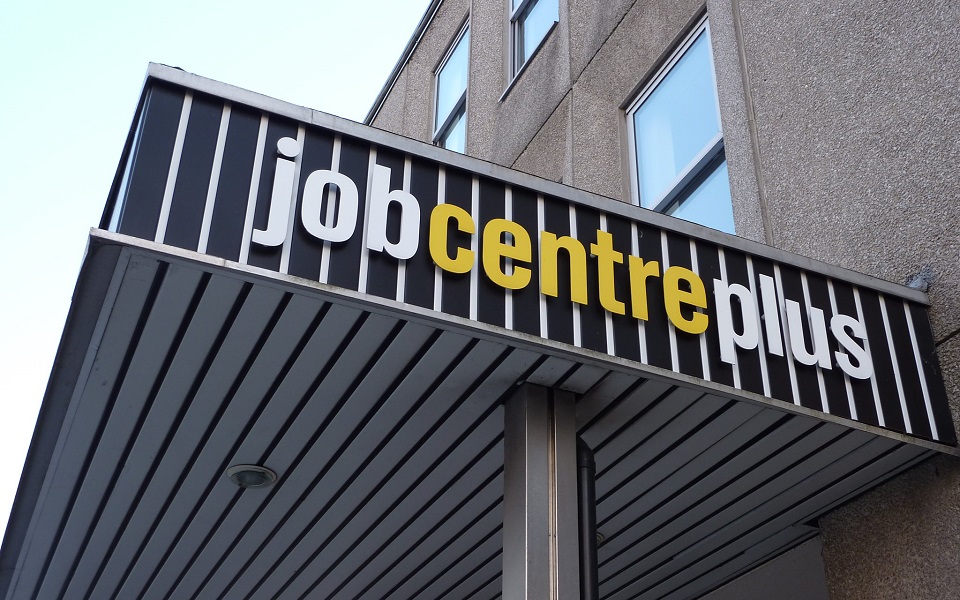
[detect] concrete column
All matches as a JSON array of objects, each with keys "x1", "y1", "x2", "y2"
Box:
[{"x1": 502, "y1": 383, "x2": 581, "y2": 600}]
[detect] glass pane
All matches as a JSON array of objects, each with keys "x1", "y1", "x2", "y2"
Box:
[
  {"x1": 520, "y1": 0, "x2": 558, "y2": 64},
  {"x1": 666, "y1": 160, "x2": 735, "y2": 234},
  {"x1": 633, "y1": 30, "x2": 720, "y2": 207},
  {"x1": 441, "y1": 111, "x2": 466, "y2": 153},
  {"x1": 436, "y1": 28, "x2": 470, "y2": 132}
]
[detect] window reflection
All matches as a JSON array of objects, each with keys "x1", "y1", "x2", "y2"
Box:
[
  {"x1": 519, "y1": 0, "x2": 558, "y2": 64},
  {"x1": 441, "y1": 111, "x2": 466, "y2": 153},
  {"x1": 628, "y1": 20, "x2": 734, "y2": 234},
  {"x1": 666, "y1": 160, "x2": 734, "y2": 234},
  {"x1": 435, "y1": 25, "x2": 470, "y2": 153},
  {"x1": 633, "y1": 32, "x2": 720, "y2": 207},
  {"x1": 512, "y1": 0, "x2": 558, "y2": 73}
]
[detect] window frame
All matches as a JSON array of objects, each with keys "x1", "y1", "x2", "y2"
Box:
[
  {"x1": 509, "y1": 0, "x2": 558, "y2": 77},
  {"x1": 625, "y1": 17, "x2": 728, "y2": 218},
  {"x1": 433, "y1": 21, "x2": 471, "y2": 152}
]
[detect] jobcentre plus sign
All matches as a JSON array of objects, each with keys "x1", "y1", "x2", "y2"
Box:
[{"x1": 254, "y1": 137, "x2": 873, "y2": 381}]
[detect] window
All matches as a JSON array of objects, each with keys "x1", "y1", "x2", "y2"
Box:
[
  {"x1": 510, "y1": 0, "x2": 558, "y2": 75},
  {"x1": 626, "y1": 19, "x2": 735, "y2": 234},
  {"x1": 434, "y1": 24, "x2": 470, "y2": 153}
]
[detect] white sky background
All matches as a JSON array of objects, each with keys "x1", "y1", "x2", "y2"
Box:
[{"x1": 0, "y1": 0, "x2": 431, "y2": 540}]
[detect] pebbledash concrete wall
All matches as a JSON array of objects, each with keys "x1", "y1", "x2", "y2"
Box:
[{"x1": 369, "y1": 1, "x2": 960, "y2": 598}]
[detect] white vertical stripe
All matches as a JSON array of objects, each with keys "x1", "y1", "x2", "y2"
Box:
[
  {"x1": 155, "y1": 92, "x2": 193, "y2": 243},
  {"x1": 357, "y1": 147, "x2": 377, "y2": 294},
  {"x1": 903, "y1": 301, "x2": 939, "y2": 440},
  {"x1": 279, "y1": 125, "x2": 307, "y2": 274},
  {"x1": 469, "y1": 176, "x2": 480, "y2": 321},
  {"x1": 746, "y1": 257, "x2": 771, "y2": 397},
  {"x1": 717, "y1": 248, "x2": 741, "y2": 389},
  {"x1": 239, "y1": 115, "x2": 269, "y2": 264},
  {"x1": 318, "y1": 135, "x2": 342, "y2": 284},
  {"x1": 197, "y1": 103, "x2": 231, "y2": 254},
  {"x1": 433, "y1": 167, "x2": 446, "y2": 312},
  {"x1": 879, "y1": 294, "x2": 912, "y2": 433},
  {"x1": 504, "y1": 186, "x2": 514, "y2": 330},
  {"x1": 690, "y1": 240, "x2": 709, "y2": 381},
  {"x1": 600, "y1": 214, "x2": 615, "y2": 355},
  {"x1": 800, "y1": 272, "x2": 829, "y2": 413},
  {"x1": 854, "y1": 287, "x2": 885, "y2": 427},
  {"x1": 395, "y1": 156, "x2": 412, "y2": 303},
  {"x1": 661, "y1": 232, "x2": 678, "y2": 372},
  {"x1": 569, "y1": 205, "x2": 582, "y2": 348},
  {"x1": 631, "y1": 223, "x2": 648, "y2": 364},
  {"x1": 827, "y1": 280, "x2": 859, "y2": 420},
  {"x1": 538, "y1": 195, "x2": 548, "y2": 338},
  {"x1": 773, "y1": 265, "x2": 801, "y2": 405}
]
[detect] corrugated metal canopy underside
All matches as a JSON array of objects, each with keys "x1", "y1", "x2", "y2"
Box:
[{"x1": 1, "y1": 232, "x2": 946, "y2": 600}]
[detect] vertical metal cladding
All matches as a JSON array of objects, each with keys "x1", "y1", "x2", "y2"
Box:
[
  {"x1": 286, "y1": 128, "x2": 336, "y2": 281},
  {"x1": 204, "y1": 104, "x2": 261, "y2": 260},
  {"x1": 116, "y1": 85, "x2": 184, "y2": 240},
  {"x1": 509, "y1": 187, "x2": 541, "y2": 338},
  {"x1": 476, "y1": 177, "x2": 506, "y2": 327},
  {"x1": 606, "y1": 215, "x2": 642, "y2": 364},
  {"x1": 110, "y1": 80, "x2": 955, "y2": 445},
  {"x1": 439, "y1": 166, "x2": 473, "y2": 319}
]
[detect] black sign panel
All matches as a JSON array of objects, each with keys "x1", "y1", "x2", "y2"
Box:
[{"x1": 104, "y1": 69, "x2": 955, "y2": 445}]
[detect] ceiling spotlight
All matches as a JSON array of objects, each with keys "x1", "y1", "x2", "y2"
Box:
[{"x1": 225, "y1": 464, "x2": 277, "y2": 489}]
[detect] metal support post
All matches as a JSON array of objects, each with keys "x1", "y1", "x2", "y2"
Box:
[
  {"x1": 577, "y1": 437, "x2": 599, "y2": 600},
  {"x1": 503, "y1": 383, "x2": 580, "y2": 600}
]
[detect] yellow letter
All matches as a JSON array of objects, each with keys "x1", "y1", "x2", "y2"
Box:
[
  {"x1": 627, "y1": 256, "x2": 660, "y2": 320},
  {"x1": 541, "y1": 232, "x2": 588, "y2": 304},
  {"x1": 589, "y1": 230, "x2": 626, "y2": 315},
  {"x1": 663, "y1": 266, "x2": 709, "y2": 334},
  {"x1": 483, "y1": 219, "x2": 532, "y2": 290},
  {"x1": 429, "y1": 203, "x2": 475, "y2": 274}
]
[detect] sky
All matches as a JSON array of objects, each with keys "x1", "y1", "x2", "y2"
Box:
[{"x1": 0, "y1": 0, "x2": 432, "y2": 541}]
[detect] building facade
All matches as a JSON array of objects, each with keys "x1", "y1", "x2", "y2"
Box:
[
  {"x1": 2, "y1": 3, "x2": 957, "y2": 600},
  {"x1": 366, "y1": 0, "x2": 960, "y2": 598}
]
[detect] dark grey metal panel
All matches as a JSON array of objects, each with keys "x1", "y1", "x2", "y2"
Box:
[
  {"x1": 172, "y1": 329, "x2": 475, "y2": 598},
  {"x1": 118, "y1": 291, "x2": 323, "y2": 598},
  {"x1": 578, "y1": 378, "x2": 670, "y2": 438},
  {"x1": 907, "y1": 303, "x2": 953, "y2": 442},
  {"x1": 64, "y1": 273, "x2": 247, "y2": 599},
  {"x1": 142, "y1": 296, "x2": 344, "y2": 598},
  {"x1": 9, "y1": 256, "x2": 162, "y2": 600},
  {"x1": 659, "y1": 527, "x2": 815, "y2": 600},
  {"x1": 88, "y1": 283, "x2": 287, "y2": 599},
  {"x1": 342, "y1": 442, "x2": 504, "y2": 599},
  {"x1": 164, "y1": 95, "x2": 224, "y2": 252},
  {"x1": 3, "y1": 238, "x2": 954, "y2": 600},
  {"x1": 592, "y1": 388, "x2": 708, "y2": 499},
  {"x1": 206, "y1": 104, "x2": 263, "y2": 261},
  {"x1": 229, "y1": 323, "x2": 458, "y2": 598},
  {"x1": 116, "y1": 85, "x2": 184, "y2": 241},
  {"x1": 41, "y1": 264, "x2": 208, "y2": 600},
  {"x1": 464, "y1": 574, "x2": 502, "y2": 600},
  {"x1": 287, "y1": 127, "x2": 336, "y2": 281}
]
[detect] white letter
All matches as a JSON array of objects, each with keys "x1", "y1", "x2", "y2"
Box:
[
  {"x1": 301, "y1": 170, "x2": 358, "y2": 243},
  {"x1": 366, "y1": 164, "x2": 421, "y2": 260},
  {"x1": 253, "y1": 137, "x2": 299, "y2": 247},
  {"x1": 831, "y1": 313, "x2": 873, "y2": 379},
  {"x1": 714, "y1": 279, "x2": 759, "y2": 365},
  {"x1": 785, "y1": 300, "x2": 832, "y2": 368},
  {"x1": 759, "y1": 274, "x2": 784, "y2": 356}
]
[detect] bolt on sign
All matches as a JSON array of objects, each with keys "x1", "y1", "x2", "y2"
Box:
[{"x1": 105, "y1": 65, "x2": 954, "y2": 445}]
